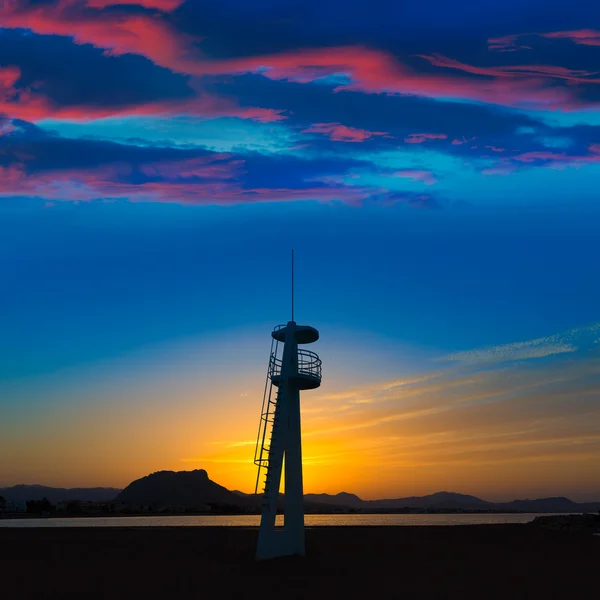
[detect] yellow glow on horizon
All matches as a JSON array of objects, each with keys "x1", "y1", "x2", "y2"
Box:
[{"x1": 3, "y1": 327, "x2": 600, "y2": 502}]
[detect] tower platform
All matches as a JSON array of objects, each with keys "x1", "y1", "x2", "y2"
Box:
[
  {"x1": 269, "y1": 348, "x2": 322, "y2": 390},
  {"x1": 272, "y1": 323, "x2": 319, "y2": 344}
]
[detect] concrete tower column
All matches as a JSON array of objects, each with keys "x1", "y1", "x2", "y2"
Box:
[{"x1": 254, "y1": 321, "x2": 320, "y2": 560}]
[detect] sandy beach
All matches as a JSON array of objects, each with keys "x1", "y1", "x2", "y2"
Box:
[{"x1": 2, "y1": 524, "x2": 599, "y2": 599}]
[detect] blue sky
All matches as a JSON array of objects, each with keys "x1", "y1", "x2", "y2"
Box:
[
  {"x1": 1, "y1": 0, "x2": 600, "y2": 498},
  {"x1": 3, "y1": 200, "x2": 598, "y2": 382}
]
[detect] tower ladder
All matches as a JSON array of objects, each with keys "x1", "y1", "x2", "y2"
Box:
[{"x1": 254, "y1": 335, "x2": 282, "y2": 497}]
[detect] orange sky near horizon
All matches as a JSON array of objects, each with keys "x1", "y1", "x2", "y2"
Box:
[{"x1": 2, "y1": 323, "x2": 600, "y2": 502}]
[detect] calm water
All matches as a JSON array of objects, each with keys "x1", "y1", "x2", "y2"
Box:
[{"x1": 0, "y1": 513, "x2": 571, "y2": 528}]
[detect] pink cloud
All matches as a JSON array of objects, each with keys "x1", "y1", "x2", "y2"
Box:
[
  {"x1": 511, "y1": 151, "x2": 567, "y2": 163},
  {"x1": 0, "y1": 3, "x2": 289, "y2": 123},
  {"x1": 404, "y1": 133, "x2": 447, "y2": 144},
  {"x1": 0, "y1": 66, "x2": 55, "y2": 122},
  {"x1": 418, "y1": 53, "x2": 600, "y2": 85},
  {"x1": 0, "y1": 147, "x2": 373, "y2": 206},
  {"x1": 171, "y1": 93, "x2": 286, "y2": 123},
  {"x1": 488, "y1": 34, "x2": 533, "y2": 52},
  {"x1": 0, "y1": 153, "x2": 440, "y2": 209},
  {"x1": 0, "y1": 2, "x2": 201, "y2": 74},
  {"x1": 481, "y1": 165, "x2": 516, "y2": 176},
  {"x1": 3, "y1": 4, "x2": 600, "y2": 117},
  {"x1": 202, "y1": 46, "x2": 596, "y2": 111},
  {"x1": 198, "y1": 45, "x2": 402, "y2": 85},
  {"x1": 302, "y1": 122, "x2": 388, "y2": 142},
  {"x1": 484, "y1": 146, "x2": 505, "y2": 152},
  {"x1": 452, "y1": 137, "x2": 476, "y2": 146},
  {"x1": 85, "y1": 0, "x2": 184, "y2": 10},
  {"x1": 0, "y1": 64, "x2": 284, "y2": 123},
  {"x1": 139, "y1": 155, "x2": 245, "y2": 180},
  {"x1": 0, "y1": 162, "x2": 379, "y2": 206},
  {"x1": 484, "y1": 144, "x2": 600, "y2": 175},
  {"x1": 391, "y1": 169, "x2": 437, "y2": 185},
  {"x1": 0, "y1": 66, "x2": 21, "y2": 89},
  {"x1": 488, "y1": 29, "x2": 600, "y2": 52},
  {"x1": 0, "y1": 121, "x2": 18, "y2": 136},
  {"x1": 511, "y1": 149, "x2": 600, "y2": 165},
  {"x1": 542, "y1": 29, "x2": 600, "y2": 47}
]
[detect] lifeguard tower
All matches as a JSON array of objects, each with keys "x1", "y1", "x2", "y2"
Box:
[{"x1": 253, "y1": 253, "x2": 322, "y2": 560}]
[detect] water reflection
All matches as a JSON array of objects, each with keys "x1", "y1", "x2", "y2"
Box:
[{"x1": 0, "y1": 513, "x2": 571, "y2": 528}]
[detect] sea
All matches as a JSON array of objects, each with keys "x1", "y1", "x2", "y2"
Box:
[{"x1": 0, "y1": 513, "x2": 574, "y2": 528}]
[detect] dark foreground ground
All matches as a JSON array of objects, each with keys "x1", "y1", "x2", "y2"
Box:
[{"x1": 2, "y1": 525, "x2": 599, "y2": 599}]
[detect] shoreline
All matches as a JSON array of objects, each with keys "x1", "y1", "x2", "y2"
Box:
[
  {"x1": 0, "y1": 509, "x2": 590, "y2": 520},
  {"x1": 0, "y1": 512, "x2": 583, "y2": 527}
]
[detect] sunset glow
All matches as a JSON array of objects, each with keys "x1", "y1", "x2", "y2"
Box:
[{"x1": 1, "y1": 0, "x2": 600, "y2": 502}]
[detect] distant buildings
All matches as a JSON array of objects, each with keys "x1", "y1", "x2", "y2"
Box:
[{"x1": 0, "y1": 498, "x2": 22, "y2": 514}]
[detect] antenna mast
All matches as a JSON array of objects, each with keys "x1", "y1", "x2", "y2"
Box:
[{"x1": 254, "y1": 246, "x2": 321, "y2": 560}]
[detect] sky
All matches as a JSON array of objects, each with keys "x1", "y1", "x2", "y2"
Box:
[{"x1": 1, "y1": 0, "x2": 600, "y2": 502}]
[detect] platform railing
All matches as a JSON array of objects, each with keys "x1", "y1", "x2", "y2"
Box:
[
  {"x1": 269, "y1": 349, "x2": 322, "y2": 381},
  {"x1": 298, "y1": 349, "x2": 322, "y2": 380}
]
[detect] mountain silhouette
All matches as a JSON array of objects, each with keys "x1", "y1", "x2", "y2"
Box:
[
  {"x1": 303, "y1": 492, "x2": 365, "y2": 508},
  {"x1": 371, "y1": 491, "x2": 491, "y2": 510},
  {"x1": 499, "y1": 497, "x2": 589, "y2": 513},
  {"x1": 114, "y1": 469, "x2": 251, "y2": 508},
  {"x1": 304, "y1": 491, "x2": 491, "y2": 509},
  {"x1": 4, "y1": 473, "x2": 599, "y2": 513},
  {"x1": 0, "y1": 484, "x2": 121, "y2": 505},
  {"x1": 114, "y1": 473, "x2": 599, "y2": 513},
  {"x1": 305, "y1": 491, "x2": 599, "y2": 512}
]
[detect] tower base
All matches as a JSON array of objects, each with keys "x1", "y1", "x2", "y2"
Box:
[{"x1": 256, "y1": 529, "x2": 305, "y2": 561}]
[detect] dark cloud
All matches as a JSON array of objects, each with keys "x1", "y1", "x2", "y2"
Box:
[
  {"x1": 204, "y1": 73, "x2": 544, "y2": 143},
  {"x1": 0, "y1": 29, "x2": 194, "y2": 109},
  {"x1": 177, "y1": 0, "x2": 599, "y2": 59},
  {"x1": 0, "y1": 121, "x2": 432, "y2": 207}
]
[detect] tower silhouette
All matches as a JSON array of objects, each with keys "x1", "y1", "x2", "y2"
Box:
[{"x1": 253, "y1": 252, "x2": 322, "y2": 560}]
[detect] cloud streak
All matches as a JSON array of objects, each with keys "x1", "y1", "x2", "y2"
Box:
[
  {"x1": 441, "y1": 323, "x2": 599, "y2": 367},
  {"x1": 391, "y1": 169, "x2": 437, "y2": 185},
  {"x1": 488, "y1": 29, "x2": 600, "y2": 51},
  {"x1": 542, "y1": 29, "x2": 600, "y2": 47},
  {"x1": 483, "y1": 144, "x2": 600, "y2": 174},
  {"x1": 404, "y1": 133, "x2": 447, "y2": 144},
  {"x1": 200, "y1": 46, "x2": 595, "y2": 111},
  {"x1": 301, "y1": 122, "x2": 388, "y2": 142},
  {"x1": 0, "y1": 126, "x2": 443, "y2": 207}
]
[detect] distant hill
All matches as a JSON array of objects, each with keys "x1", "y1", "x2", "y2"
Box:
[
  {"x1": 305, "y1": 491, "x2": 490, "y2": 510},
  {"x1": 304, "y1": 492, "x2": 364, "y2": 509},
  {"x1": 5, "y1": 473, "x2": 599, "y2": 514},
  {"x1": 370, "y1": 491, "x2": 492, "y2": 510},
  {"x1": 0, "y1": 485, "x2": 121, "y2": 505},
  {"x1": 114, "y1": 469, "x2": 252, "y2": 509},
  {"x1": 496, "y1": 497, "x2": 600, "y2": 513},
  {"x1": 305, "y1": 490, "x2": 600, "y2": 513}
]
